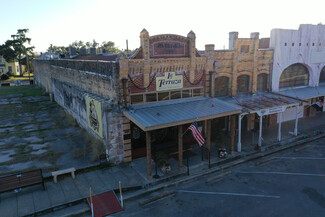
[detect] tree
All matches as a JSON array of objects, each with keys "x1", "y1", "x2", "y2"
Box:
[
  {"x1": 47, "y1": 45, "x2": 68, "y2": 54},
  {"x1": 69, "y1": 40, "x2": 85, "y2": 49},
  {"x1": 0, "y1": 29, "x2": 34, "y2": 76},
  {"x1": 101, "y1": 41, "x2": 122, "y2": 53},
  {"x1": 0, "y1": 40, "x2": 17, "y2": 63}
]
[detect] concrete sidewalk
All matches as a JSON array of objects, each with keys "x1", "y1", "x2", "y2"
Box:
[
  {"x1": 0, "y1": 164, "x2": 147, "y2": 217},
  {"x1": 1, "y1": 112, "x2": 324, "y2": 217}
]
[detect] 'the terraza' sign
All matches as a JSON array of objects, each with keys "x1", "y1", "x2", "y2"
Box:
[
  {"x1": 257, "y1": 106, "x2": 287, "y2": 116},
  {"x1": 156, "y1": 72, "x2": 183, "y2": 91}
]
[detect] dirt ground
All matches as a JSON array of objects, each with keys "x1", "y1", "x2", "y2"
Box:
[{"x1": 0, "y1": 86, "x2": 104, "y2": 176}]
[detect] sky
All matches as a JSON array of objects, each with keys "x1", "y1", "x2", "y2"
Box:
[{"x1": 1, "y1": 0, "x2": 325, "y2": 53}]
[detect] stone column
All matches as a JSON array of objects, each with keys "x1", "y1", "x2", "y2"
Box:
[
  {"x1": 140, "y1": 29, "x2": 150, "y2": 87},
  {"x1": 188, "y1": 31, "x2": 196, "y2": 83}
]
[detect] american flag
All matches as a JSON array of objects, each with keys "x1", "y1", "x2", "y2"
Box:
[{"x1": 188, "y1": 121, "x2": 205, "y2": 147}]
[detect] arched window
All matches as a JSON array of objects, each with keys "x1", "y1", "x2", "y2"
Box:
[
  {"x1": 279, "y1": 63, "x2": 309, "y2": 89},
  {"x1": 320, "y1": 66, "x2": 325, "y2": 84},
  {"x1": 237, "y1": 75, "x2": 250, "y2": 93},
  {"x1": 215, "y1": 76, "x2": 229, "y2": 96},
  {"x1": 257, "y1": 74, "x2": 268, "y2": 91}
]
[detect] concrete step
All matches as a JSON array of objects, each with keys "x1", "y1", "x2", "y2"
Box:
[{"x1": 38, "y1": 202, "x2": 90, "y2": 217}]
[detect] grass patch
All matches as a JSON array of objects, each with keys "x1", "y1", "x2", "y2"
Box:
[
  {"x1": 0, "y1": 85, "x2": 43, "y2": 96},
  {"x1": 82, "y1": 129, "x2": 105, "y2": 161},
  {"x1": 5, "y1": 74, "x2": 34, "y2": 82},
  {"x1": 73, "y1": 147, "x2": 89, "y2": 159}
]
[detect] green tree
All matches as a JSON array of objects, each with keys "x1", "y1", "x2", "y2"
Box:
[
  {"x1": 101, "y1": 41, "x2": 122, "y2": 53},
  {"x1": 0, "y1": 40, "x2": 17, "y2": 62},
  {"x1": 47, "y1": 45, "x2": 68, "y2": 54},
  {"x1": 0, "y1": 29, "x2": 34, "y2": 76}
]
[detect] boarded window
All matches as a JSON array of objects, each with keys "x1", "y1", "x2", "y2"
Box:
[
  {"x1": 237, "y1": 75, "x2": 250, "y2": 93},
  {"x1": 279, "y1": 63, "x2": 309, "y2": 89},
  {"x1": 240, "y1": 45, "x2": 250, "y2": 53},
  {"x1": 215, "y1": 76, "x2": 229, "y2": 96},
  {"x1": 257, "y1": 74, "x2": 268, "y2": 91}
]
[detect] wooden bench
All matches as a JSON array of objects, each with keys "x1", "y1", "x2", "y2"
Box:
[
  {"x1": 52, "y1": 168, "x2": 76, "y2": 183},
  {"x1": 0, "y1": 169, "x2": 44, "y2": 193}
]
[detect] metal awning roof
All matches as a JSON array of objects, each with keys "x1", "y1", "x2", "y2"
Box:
[
  {"x1": 219, "y1": 92, "x2": 302, "y2": 114},
  {"x1": 123, "y1": 97, "x2": 242, "y2": 131},
  {"x1": 279, "y1": 85, "x2": 325, "y2": 100}
]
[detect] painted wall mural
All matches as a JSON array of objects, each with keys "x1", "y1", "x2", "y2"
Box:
[{"x1": 86, "y1": 96, "x2": 103, "y2": 138}]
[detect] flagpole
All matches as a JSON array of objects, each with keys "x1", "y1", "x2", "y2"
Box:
[
  {"x1": 182, "y1": 117, "x2": 199, "y2": 136},
  {"x1": 90, "y1": 187, "x2": 94, "y2": 217}
]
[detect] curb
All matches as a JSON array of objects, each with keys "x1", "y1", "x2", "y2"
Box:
[{"x1": 123, "y1": 132, "x2": 325, "y2": 203}]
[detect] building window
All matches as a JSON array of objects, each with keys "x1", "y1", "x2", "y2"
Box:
[
  {"x1": 257, "y1": 73, "x2": 268, "y2": 91},
  {"x1": 299, "y1": 43, "x2": 301, "y2": 46},
  {"x1": 146, "y1": 93, "x2": 157, "y2": 102},
  {"x1": 182, "y1": 89, "x2": 191, "y2": 98},
  {"x1": 215, "y1": 76, "x2": 229, "y2": 96},
  {"x1": 237, "y1": 75, "x2": 250, "y2": 93},
  {"x1": 292, "y1": 43, "x2": 294, "y2": 46},
  {"x1": 240, "y1": 45, "x2": 250, "y2": 53},
  {"x1": 8, "y1": 66, "x2": 12, "y2": 73},
  {"x1": 131, "y1": 94, "x2": 144, "y2": 104},
  {"x1": 312, "y1": 43, "x2": 315, "y2": 46},
  {"x1": 193, "y1": 88, "x2": 203, "y2": 97},
  {"x1": 320, "y1": 66, "x2": 325, "y2": 84},
  {"x1": 17, "y1": 66, "x2": 19, "y2": 72},
  {"x1": 284, "y1": 43, "x2": 287, "y2": 46},
  {"x1": 279, "y1": 63, "x2": 309, "y2": 89},
  {"x1": 158, "y1": 92, "x2": 169, "y2": 101},
  {"x1": 130, "y1": 88, "x2": 204, "y2": 104},
  {"x1": 170, "y1": 91, "x2": 181, "y2": 99}
]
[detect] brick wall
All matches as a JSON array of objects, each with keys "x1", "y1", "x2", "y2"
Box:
[{"x1": 33, "y1": 59, "x2": 125, "y2": 164}]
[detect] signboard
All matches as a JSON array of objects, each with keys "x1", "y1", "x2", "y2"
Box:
[
  {"x1": 257, "y1": 106, "x2": 287, "y2": 116},
  {"x1": 86, "y1": 96, "x2": 103, "y2": 138},
  {"x1": 156, "y1": 72, "x2": 183, "y2": 91},
  {"x1": 153, "y1": 42, "x2": 185, "y2": 57}
]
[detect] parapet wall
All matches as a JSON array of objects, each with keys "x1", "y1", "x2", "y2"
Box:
[{"x1": 33, "y1": 60, "x2": 125, "y2": 164}]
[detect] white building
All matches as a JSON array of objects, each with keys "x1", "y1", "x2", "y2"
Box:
[{"x1": 270, "y1": 24, "x2": 325, "y2": 120}]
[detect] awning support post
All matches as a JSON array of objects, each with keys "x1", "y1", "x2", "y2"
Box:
[
  {"x1": 237, "y1": 114, "x2": 243, "y2": 152},
  {"x1": 294, "y1": 105, "x2": 299, "y2": 136},
  {"x1": 278, "y1": 112, "x2": 282, "y2": 141},
  {"x1": 258, "y1": 115, "x2": 263, "y2": 147},
  {"x1": 178, "y1": 125, "x2": 183, "y2": 171},
  {"x1": 146, "y1": 131, "x2": 152, "y2": 180}
]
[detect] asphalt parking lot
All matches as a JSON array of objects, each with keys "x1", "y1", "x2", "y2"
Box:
[{"x1": 115, "y1": 137, "x2": 325, "y2": 217}]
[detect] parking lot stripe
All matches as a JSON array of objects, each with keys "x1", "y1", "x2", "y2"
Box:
[
  {"x1": 239, "y1": 171, "x2": 325, "y2": 177},
  {"x1": 177, "y1": 190, "x2": 280, "y2": 199},
  {"x1": 275, "y1": 157, "x2": 325, "y2": 160}
]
